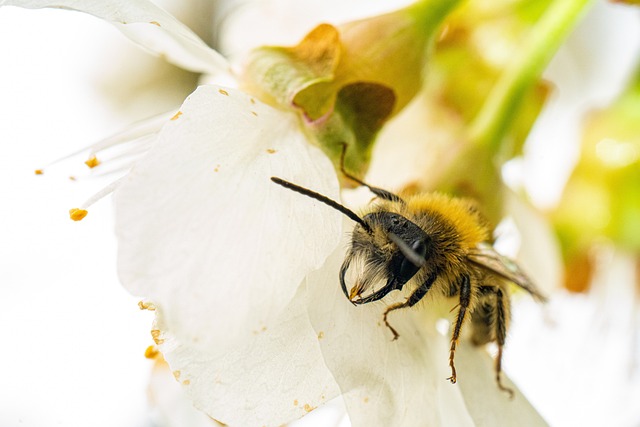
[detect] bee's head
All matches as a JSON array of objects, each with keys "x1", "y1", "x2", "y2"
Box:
[
  {"x1": 269, "y1": 177, "x2": 430, "y2": 305},
  {"x1": 341, "y1": 212, "x2": 431, "y2": 304}
]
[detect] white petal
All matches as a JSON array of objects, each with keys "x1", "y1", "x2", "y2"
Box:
[
  {"x1": 455, "y1": 345, "x2": 549, "y2": 427},
  {"x1": 306, "y1": 235, "x2": 548, "y2": 427},
  {"x1": 156, "y1": 283, "x2": 341, "y2": 426},
  {"x1": 1, "y1": 0, "x2": 230, "y2": 75},
  {"x1": 146, "y1": 359, "x2": 216, "y2": 427},
  {"x1": 306, "y1": 241, "x2": 452, "y2": 427},
  {"x1": 503, "y1": 190, "x2": 563, "y2": 296},
  {"x1": 114, "y1": 84, "x2": 342, "y2": 356}
]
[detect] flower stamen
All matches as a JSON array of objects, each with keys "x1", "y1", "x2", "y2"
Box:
[
  {"x1": 35, "y1": 111, "x2": 173, "y2": 177},
  {"x1": 68, "y1": 176, "x2": 126, "y2": 221}
]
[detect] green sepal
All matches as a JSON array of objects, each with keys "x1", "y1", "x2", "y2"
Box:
[{"x1": 241, "y1": 0, "x2": 462, "y2": 181}]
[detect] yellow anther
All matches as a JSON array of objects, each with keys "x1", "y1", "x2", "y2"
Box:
[
  {"x1": 84, "y1": 156, "x2": 100, "y2": 169},
  {"x1": 144, "y1": 345, "x2": 160, "y2": 359},
  {"x1": 69, "y1": 208, "x2": 88, "y2": 221}
]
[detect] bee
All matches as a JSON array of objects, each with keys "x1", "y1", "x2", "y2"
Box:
[{"x1": 271, "y1": 151, "x2": 546, "y2": 396}]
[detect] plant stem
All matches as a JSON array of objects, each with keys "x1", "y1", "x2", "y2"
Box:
[{"x1": 468, "y1": 0, "x2": 593, "y2": 151}]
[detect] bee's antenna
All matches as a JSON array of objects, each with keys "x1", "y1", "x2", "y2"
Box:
[
  {"x1": 271, "y1": 177, "x2": 372, "y2": 233},
  {"x1": 339, "y1": 143, "x2": 405, "y2": 204}
]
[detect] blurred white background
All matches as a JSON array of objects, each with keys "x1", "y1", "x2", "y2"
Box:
[{"x1": 0, "y1": 8, "x2": 154, "y2": 427}]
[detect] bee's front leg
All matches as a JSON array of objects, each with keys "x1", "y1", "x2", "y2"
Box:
[{"x1": 382, "y1": 271, "x2": 438, "y2": 340}]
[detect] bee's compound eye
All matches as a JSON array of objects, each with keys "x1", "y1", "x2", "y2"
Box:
[
  {"x1": 412, "y1": 240, "x2": 427, "y2": 258},
  {"x1": 391, "y1": 216, "x2": 400, "y2": 225}
]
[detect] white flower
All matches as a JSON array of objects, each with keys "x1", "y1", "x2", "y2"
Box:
[
  {"x1": 3, "y1": 1, "x2": 550, "y2": 426},
  {"x1": 116, "y1": 84, "x2": 344, "y2": 425}
]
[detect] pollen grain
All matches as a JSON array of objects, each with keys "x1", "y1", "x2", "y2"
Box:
[
  {"x1": 218, "y1": 89, "x2": 229, "y2": 96},
  {"x1": 151, "y1": 329, "x2": 165, "y2": 345},
  {"x1": 171, "y1": 111, "x2": 182, "y2": 121},
  {"x1": 138, "y1": 300, "x2": 156, "y2": 311}
]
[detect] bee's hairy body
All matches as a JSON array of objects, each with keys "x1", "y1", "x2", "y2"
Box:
[
  {"x1": 354, "y1": 193, "x2": 489, "y2": 291},
  {"x1": 342, "y1": 192, "x2": 518, "y2": 394},
  {"x1": 271, "y1": 164, "x2": 545, "y2": 397}
]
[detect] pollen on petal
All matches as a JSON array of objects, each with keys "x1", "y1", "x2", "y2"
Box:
[
  {"x1": 138, "y1": 300, "x2": 156, "y2": 311},
  {"x1": 69, "y1": 208, "x2": 88, "y2": 221},
  {"x1": 84, "y1": 156, "x2": 100, "y2": 169},
  {"x1": 34, "y1": 169, "x2": 43, "y2": 175},
  {"x1": 266, "y1": 148, "x2": 276, "y2": 154},
  {"x1": 218, "y1": 89, "x2": 229, "y2": 96},
  {"x1": 303, "y1": 403, "x2": 316, "y2": 413},
  {"x1": 349, "y1": 284, "x2": 362, "y2": 300},
  {"x1": 150, "y1": 21, "x2": 161, "y2": 27},
  {"x1": 151, "y1": 329, "x2": 164, "y2": 345},
  {"x1": 170, "y1": 111, "x2": 182, "y2": 121}
]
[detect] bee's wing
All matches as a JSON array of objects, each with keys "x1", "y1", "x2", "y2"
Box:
[{"x1": 467, "y1": 242, "x2": 547, "y2": 302}]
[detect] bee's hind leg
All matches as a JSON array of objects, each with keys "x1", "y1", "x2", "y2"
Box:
[
  {"x1": 493, "y1": 287, "x2": 515, "y2": 398},
  {"x1": 471, "y1": 285, "x2": 515, "y2": 398}
]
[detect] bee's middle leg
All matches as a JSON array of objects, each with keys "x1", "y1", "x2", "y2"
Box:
[{"x1": 447, "y1": 274, "x2": 471, "y2": 384}]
